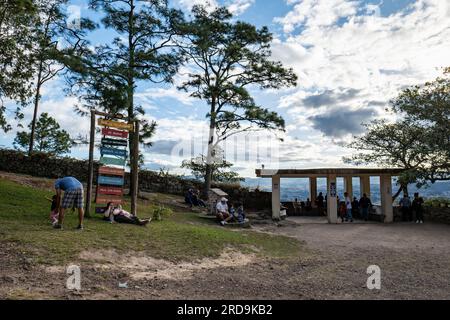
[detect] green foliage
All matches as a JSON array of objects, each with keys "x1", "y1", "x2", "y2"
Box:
[
  {"x1": 175, "y1": 5, "x2": 297, "y2": 191},
  {"x1": 0, "y1": 0, "x2": 37, "y2": 131},
  {"x1": 0, "y1": 178, "x2": 303, "y2": 263},
  {"x1": 390, "y1": 66, "x2": 450, "y2": 184},
  {"x1": 176, "y1": 5, "x2": 296, "y2": 140},
  {"x1": 13, "y1": 112, "x2": 72, "y2": 155},
  {"x1": 424, "y1": 197, "x2": 450, "y2": 208},
  {"x1": 181, "y1": 154, "x2": 244, "y2": 183},
  {"x1": 345, "y1": 67, "x2": 450, "y2": 193},
  {"x1": 151, "y1": 205, "x2": 173, "y2": 221},
  {"x1": 67, "y1": 0, "x2": 183, "y2": 147}
]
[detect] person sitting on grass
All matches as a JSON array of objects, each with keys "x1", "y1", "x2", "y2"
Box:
[
  {"x1": 216, "y1": 197, "x2": 233, "y2": 226},
  {"x1": 45, "y1": 195, "x2": 59, "y2": 226},
  {"x1": 53, "y1": 176, "x2": 85, "y2": 230},
  {"x1": 233, "y1": 202, "x2": 246, "y2": 224},
  {"x1": 185, "y1": 188, "x2": 195, "y2": 207},
  {"x1": 103, "y1": 202, "x2": 151, "y2": 226},
  {"x1": 193, "y1": 189, "x2": 207, "y2": 208}
]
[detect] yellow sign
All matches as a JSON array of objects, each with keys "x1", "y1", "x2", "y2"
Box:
[{"x1": 98, "y1": 119, "x2": 134, "y2": 131}]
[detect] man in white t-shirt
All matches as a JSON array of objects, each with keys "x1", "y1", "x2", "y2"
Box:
[
  {"x1": 216, "y1": 197, "x2": 231, "y2": 225},
  {"x1": 344, "y1": 192, "x2": 353, "y2": 222}
]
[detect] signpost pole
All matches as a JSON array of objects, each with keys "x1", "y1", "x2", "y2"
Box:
[
  {"x1": 131, "y1": 120, "x2": 140, "y2": 217},
  {"x1": 85, "y1": 109, "x2": 96, "y2": 218}
]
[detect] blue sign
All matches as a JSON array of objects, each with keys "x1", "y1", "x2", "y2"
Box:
[
  {"x1": 98, "y1": 175, "x2": 124, "y2": 186},
  {"x1": 100, "y1": 147, "x2": 127, "y2": 158}
]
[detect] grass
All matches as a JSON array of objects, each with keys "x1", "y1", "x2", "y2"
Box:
[{"x1": 0, "y1": 178, "x2": 303, "y2": 265}]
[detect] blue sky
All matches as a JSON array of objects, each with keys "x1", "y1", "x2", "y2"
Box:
[{"x1": 1, "y1": 0, "x2": 449, "y2": 177}]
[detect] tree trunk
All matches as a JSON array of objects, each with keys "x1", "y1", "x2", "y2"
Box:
[
  {"x1": 392, "y1": 184, "x2": 409, "y2": 202},
  {"x1": 127, "y1": 0, "x2": 136, "y2": 197},
  {"x1": 403, "y1": 185, "x2": 409, "y2": 197},
  {"x1": 204, "y1": 97, "x2": 217, "y2": 200},
  {"x1": 28, "y1": 60, "x2": 44, "y2": 156}
]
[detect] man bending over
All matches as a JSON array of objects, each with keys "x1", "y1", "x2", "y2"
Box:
[{"x1": 53, "y1": 176, "x2": 85, "y2": 230}]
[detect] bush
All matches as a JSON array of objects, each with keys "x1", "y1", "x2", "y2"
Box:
[
  {"x1": 424, "y1": 197, "x2": 450, "y2": 208},
  {"x1": 152, "y1": 206, "x2": 173, "y2": 221}
]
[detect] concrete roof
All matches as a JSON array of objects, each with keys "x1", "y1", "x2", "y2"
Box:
[{"x1": 255, "y1": 168, "x2": 404, "y2": 178}]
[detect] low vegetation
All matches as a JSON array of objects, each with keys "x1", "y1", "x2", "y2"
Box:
[{"x1": 0, "y1": 178, "x2": 302, "y2": 265}]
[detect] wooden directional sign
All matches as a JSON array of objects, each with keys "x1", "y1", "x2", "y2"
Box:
[
  {"x1": 102, "y1": 138, "x2": 128, "y2": 147},
  {"x1": 96, "y1": 195, "x2": 123, "y2": 205},
  {"x1": 101, "y1": 146, "x2": 127, "y2": 158},
  {"x1": 100, "y1": 156, "x2": 126, "y2": 167},
  {"x1": 98, "y1": 118, "x2": 134, "y2": 131},
  {"x1": 98, "y1": 175, "x2": 124, "y2": 186},
  {"x1": 98, "y1": 166, "x2": 125, "y2": 177},
  {"x1": 97, "y1": 186, "x2": 123, "y2": 196},
  {"x1": 102, "y1": 127, "x2": 129, "y2": 139}
]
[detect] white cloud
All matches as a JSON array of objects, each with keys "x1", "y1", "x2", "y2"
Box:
[
  {"x1": 174, "y1": 0, "x2": 254, "y2": 15},
  {"x1": 227, "y1": 0, "x2": 255, "y2": 15},
  {"x1": 266, "y1": 0, "x2": 450, "y2": 170}
]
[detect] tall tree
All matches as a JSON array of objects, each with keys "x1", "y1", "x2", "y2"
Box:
[
  {"x1": 26, "y1": 0, "x2": 95, "y2": 156},
  {"x1": 68, "y1": 0, "x2": 184, "y2": 192},
  {"x1": 0, "y1": 0, "x2": 36, "y2": 131},
  {"x1": 344, "y1": 119, "x2": 432, "y2": 199},
  {"x1": 345, "y1": 68, "x2": 450, "y2": 199},
  {"x1": 14, "y1": 112, "x2": 72, "y2": 155},
  {"x1": 175, "y1": 6, "x2": 297, "y2": 196},
  {"x1": 391, "y1": 66, "x2": 450, "y2": 183}
]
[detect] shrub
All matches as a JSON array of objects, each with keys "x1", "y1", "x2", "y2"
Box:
[{"x1": 152, "y1": 206, "x2": 173, "y2": 221}]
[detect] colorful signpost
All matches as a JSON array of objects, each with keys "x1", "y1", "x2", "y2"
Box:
[
  {"x1": 102, "y1": 127, "x2": 129, "y2": 139},
  {"x1": 100, "y1": 146, "x2": 128, "y2": 158},
  {"x1": 98, "y1": 119, "x2": 134, "y2": 131},
  {"x1": 85, "y1": 110, "x2": 140, "y2": 218},
  {"x1": 94, "y1": 116, "x2": 135, "y2": 209}
]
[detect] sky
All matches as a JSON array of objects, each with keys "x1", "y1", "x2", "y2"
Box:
[{"x1": 1, "y1": 0, "x2": 449, "y2": 178}]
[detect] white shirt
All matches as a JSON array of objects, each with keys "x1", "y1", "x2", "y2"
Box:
[
  {"x1": 216, "y1": 201, "x2": 228, "y2": 213},
  {"x1": 345, "y1": 197, "x2": 352, "y2": 209}
]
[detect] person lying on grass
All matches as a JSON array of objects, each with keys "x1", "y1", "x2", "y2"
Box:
[
  {"x1": 103, "y1": 202, "x2": 151, "y2": 226},
  {"x1": 53, "y1": 176, "x2": 85, "y2": 230}
]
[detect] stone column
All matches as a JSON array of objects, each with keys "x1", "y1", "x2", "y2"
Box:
[
  {"x1": 327, "y1": 174, "x2": 338, "y2": 223},
  {"x1": 309, "y1": 177, "x2": 317, "y2": 207},
  {"x1": 272, "y1": 175, "x2": 281, "y2": 220},
  {"x1": 344, "y1": 176, "x2": 353, "y2": 198},
  {"x1": 360, "y1": 176, "x2": 371, "y2": 198},
  {"x1": 380, "y1": 175, "x2": 393, "y2": 223}
]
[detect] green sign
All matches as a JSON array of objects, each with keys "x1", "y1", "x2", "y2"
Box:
[{"x1": 100, "y1": 156, "x2": 126, "y2": 166}]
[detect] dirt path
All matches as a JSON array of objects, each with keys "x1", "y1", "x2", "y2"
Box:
[{"x1": 2, "y1": 219, "x2": 450, "y2": 299}]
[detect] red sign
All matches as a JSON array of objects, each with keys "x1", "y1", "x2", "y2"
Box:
[
  {"x1": 97, "y1": 186, "x2": 123, "y2": 196},
  {"x1": 99, "y1": 166, "x2": 125, "y2": 176},
  {"x1": 96, "y1": 195, "x2": 123, "y2": 205},
  {"x1": 102, "y1": 127, "x2": 129, "y2": 139}
]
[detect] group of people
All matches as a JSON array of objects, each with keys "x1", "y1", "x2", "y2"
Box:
[
  {"x1": 185, "y1": 188, "x2": 206, "y2": 208},
  {"x1": 48, "y1": 176, "x2": 151, "y2": 229},
  {"x1": 338, "y1": 192, "x2": 373, "y2": 222},
  {"x1": 215, "y1": 197, "x2": 246, "y2": 226},
  {"x1": 398, "y1": 193, "x2": 425, "y2": 223},
  {"x1": 292, "y1": 192, "x2": 326, "y2": 215}
]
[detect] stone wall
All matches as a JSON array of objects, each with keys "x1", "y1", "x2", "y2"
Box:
[
  {"x1": 0, "y1": 149, "x2": 270, "y2": 209},
  {"x1": 424, "y1": 206, "x2": 450, "y2": 224}
]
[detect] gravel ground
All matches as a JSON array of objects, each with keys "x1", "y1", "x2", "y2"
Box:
[{"x1": 1, "y1": 214, "x2": 449, "y2": 299}]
